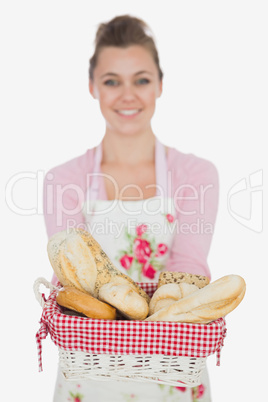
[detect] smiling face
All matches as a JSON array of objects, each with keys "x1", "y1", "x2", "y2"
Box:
[{"x1": 89, "y1": 45, "x2": 163, "y2": 137}]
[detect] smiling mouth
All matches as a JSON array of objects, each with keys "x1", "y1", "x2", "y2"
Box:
[{"x1": 115, "y1": 109, "x2": 142, "y2": 116}]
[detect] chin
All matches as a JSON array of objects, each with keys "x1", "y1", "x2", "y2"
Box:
[{"x1": 107, "y1": 122, "x2": 147, "y2": 137}]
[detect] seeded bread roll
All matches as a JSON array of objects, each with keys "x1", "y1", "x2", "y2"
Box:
[
  {"x1": 149, "y1": 283, "x2": 199, "y2": 315},
  {"x1": 157, "y1": 271, "x2": 210, "y2": 289},
  {"x1": 56, "y1": 286, "x2": 116, "y2": 320},
  {"x1": 146, "y1": 275, "x2": 246, "y2": 323}
]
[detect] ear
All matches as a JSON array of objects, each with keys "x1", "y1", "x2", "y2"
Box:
[
  {"x1": 89, "y1": 79, "x2": 96, "y2": 99},
  {"x1": 157, "y1": 79, "x2": 163, "y2": 98}
]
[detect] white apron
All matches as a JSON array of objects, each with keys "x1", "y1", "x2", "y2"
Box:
[{"x1": 53, "y1": 139, "x2": 211, "y2": 402}]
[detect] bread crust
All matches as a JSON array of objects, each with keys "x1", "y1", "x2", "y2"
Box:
[
  {"x1": 149, "y1": 283, "x2": 199, "y2": 315},
  {"x1": 56, "y1": 286, "x2": 116, "y2": 320},
  {"x1": 99, "y1": 282, "x2": 149, "y2": 320},
  {"x1": 157, "y1": 271, "x2": 210, "y2": 289},
  {"x1": 146, "y1": 275, "x2": 246, "y2": 323},
  {"x1": 47, "y1": 228, "x2": 150, "y2": 304}
]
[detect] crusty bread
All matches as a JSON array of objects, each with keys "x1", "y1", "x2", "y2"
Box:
[
  {"x1": 149, "y1": 283, "x2": 199, "y2": 315},
  {"x1": 47, "y1": 228, "x2": 151, "y2": 320},
  {"x1": 99, "y1": 282, "x2": 149, "y2": 320},
  {"x1": 56, "y1": 286, "x2": 116, "y2": 320},
  {"x1": 157, "y1": 271, "x2": 210, "y2": 289},
  {"x1": 47, "y1": 228, "x2": 150, "y2": 305},
  {"x1": 146, "y1": 275, "x2": 246, "y2": 323}
]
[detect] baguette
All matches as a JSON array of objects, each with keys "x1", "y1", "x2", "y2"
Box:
[
  {"x1": 146, "y1": 275, "x2": 246, "y2": 323},
  {"x1": 56, "y1": 286, "x2": 116, "y2": 320}
]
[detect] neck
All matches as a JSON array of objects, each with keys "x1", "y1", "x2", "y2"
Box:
[{"x1": 101, "y1": 131, "x2": 156, "y2": 166}]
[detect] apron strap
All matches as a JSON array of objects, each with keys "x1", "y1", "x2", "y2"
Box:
[
  {"x1": 155, "y1": 138, "x2": 168, "y2": 197},
  {"x1": 86, "y1": 143, "x2": 103, "y2": 200},
  {"x1": 87, "y1": 138, "x2": 167, "y2": 200}
]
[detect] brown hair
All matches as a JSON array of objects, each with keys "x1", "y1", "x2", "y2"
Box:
[{"x1": 89, "y1": 15, "x2": 163, "y2": 81}]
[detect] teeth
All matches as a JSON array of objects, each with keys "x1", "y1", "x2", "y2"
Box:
[{"x1": 117, "y1": 109, "x2": 140, "y2": 115}]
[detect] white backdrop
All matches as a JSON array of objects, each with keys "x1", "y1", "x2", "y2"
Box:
[{"x1": 1, "y1": 1, "x2": 267, "y2": 401}]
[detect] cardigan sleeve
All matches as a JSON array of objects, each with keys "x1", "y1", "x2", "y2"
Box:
[
  {"x1": 43, "y1": 150, "x2": 94, "y2": 284},
  {"x1": 165, "y1": 153, "x2": 219, "y2": 279},
  {"x1": 43, "y1": 157, "x2": 85, "y2": 237}
]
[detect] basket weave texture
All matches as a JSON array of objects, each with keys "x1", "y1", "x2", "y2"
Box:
[{"x1": 35, "y1": 278, "x2": 227, "y2": 386}]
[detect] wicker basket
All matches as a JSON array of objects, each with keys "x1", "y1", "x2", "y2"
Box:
[
  {"x1": 58, "y1": 350, "x2": 206, "y2": 386},
  {"x1": 34, "y1": 277, "x2": 226, "y2": 387}
]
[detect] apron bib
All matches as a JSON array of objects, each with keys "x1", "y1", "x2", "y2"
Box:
[{"x1": 82, "y1": 139, "x2": 176, "y2": 283}]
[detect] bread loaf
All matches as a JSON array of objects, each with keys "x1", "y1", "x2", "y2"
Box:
[
  {"x1": 47, "y1": 228, "x2": 150, "y2": 319},
  {"x1": 56, "y1": 286, "x2": 116, "y2": 320},
  {"x1": 99, "y1": 282, "x2": 149, "y2": 320},
  {"x1": 149, "y1": 283, "x2": 199, "y2": 315},
  {"x1": 146, "y1": 275, "x2": 246, "y2": 323},
  {"x1": 47, "y1": 228, "x2": 150, "y2": 301},
  {"x1": 157, "y1": 271, "x2": 210, "y2": 289}
]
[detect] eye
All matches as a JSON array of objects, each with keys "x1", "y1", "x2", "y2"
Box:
[
  {"x1": 136, "y1": 78, "x2": 150, "y2": 85},
  {"x1": 104, "y1": 79, "x2": 119, "y2": 86}
]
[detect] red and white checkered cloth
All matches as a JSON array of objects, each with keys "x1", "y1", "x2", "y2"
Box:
[{"x1": 36, "y1": 283, "x2": 227, "y2": 372}]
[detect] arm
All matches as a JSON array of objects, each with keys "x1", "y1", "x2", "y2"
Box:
[
  {"x1": 166, "y1": 156, "x2": 219, "y2": 279},
  {"x1": 43, "y1": 151, "x2": 93, "y2": 283},
  {"x1": 43, "y1": 167, "x2": 86, "y2": 238}
]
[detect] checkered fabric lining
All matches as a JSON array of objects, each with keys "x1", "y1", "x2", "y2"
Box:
[{"x1": 36, "y1": 282, "x2": 227, "y2": 372}]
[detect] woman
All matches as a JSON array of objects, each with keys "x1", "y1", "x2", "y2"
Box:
[{"x1": 43, "y1": 14, "x2": 219, "y2": 402}]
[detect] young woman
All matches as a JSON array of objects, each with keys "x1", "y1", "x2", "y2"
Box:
[{"x1": 43, "y1": 14, "x2": 219, "y2": 402}]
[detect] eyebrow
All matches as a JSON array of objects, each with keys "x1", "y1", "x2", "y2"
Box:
[{"x1": 100, "y1": 70, "x2": 153, "y2": 79}]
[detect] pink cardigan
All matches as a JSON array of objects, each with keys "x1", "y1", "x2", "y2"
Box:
[{"x1": 43, "y1": 146, "x2": 219, "y2": 279}]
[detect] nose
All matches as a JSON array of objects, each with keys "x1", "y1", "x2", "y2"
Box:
[{"x1": 120, "y1": 83, "x2": 137, "y2": 102}]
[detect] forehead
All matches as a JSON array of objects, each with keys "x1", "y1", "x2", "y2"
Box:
[{"x1": 95, "y1": 45, "x2": 157, "y2": 77}]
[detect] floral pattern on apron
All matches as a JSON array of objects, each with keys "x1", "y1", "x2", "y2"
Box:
[
  {"x1": 82, "y1": 196, "x2": 176, "y2": 283},
  {"x1": 53, "y1": 139, "x2": 211, "y2": 402}
]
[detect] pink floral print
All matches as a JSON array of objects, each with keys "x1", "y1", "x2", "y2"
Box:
[
  {"x1": 166, "y1": 213, "x2": 174, "y2": 223},
  {"x1": 121, "y1": 392, "x2": 138, "y2": 401},
  {"x1": 119, "y1": 255, "x2": 134, "y2": 269},
  {"x1": 175, "y1": 386, "x2": 187, "y2": 392},
  {"x1": 116, "y1": 223, "x2": 170, "y2": 281},
  {"x1": 158, "y1": 384, "x2": 190, "y2": 399},
  {"x1": 191, "y1": 384, "x2": 205, "y2": 400},
  {"x1": 133, "y1": 238, "x2": 152, "y2": 263},
  {"x1": 69, "y1": 386, "x2": 83, "y2": 401},
  {"x1": 156, "y1": 243, "x2": 168, "y2": 257},
  {"x1": 136, "y1": 224, "x2": 147, "y2": 236},
  {"x1": 174, "y1": 383, "x2": 206, "y2": 400},
  {"x1": 158, "y1": 382, "x2": 206, "y2": 400},
  {"x1": 142, "y1": 261, "x2": 156, "y2": 279}
]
